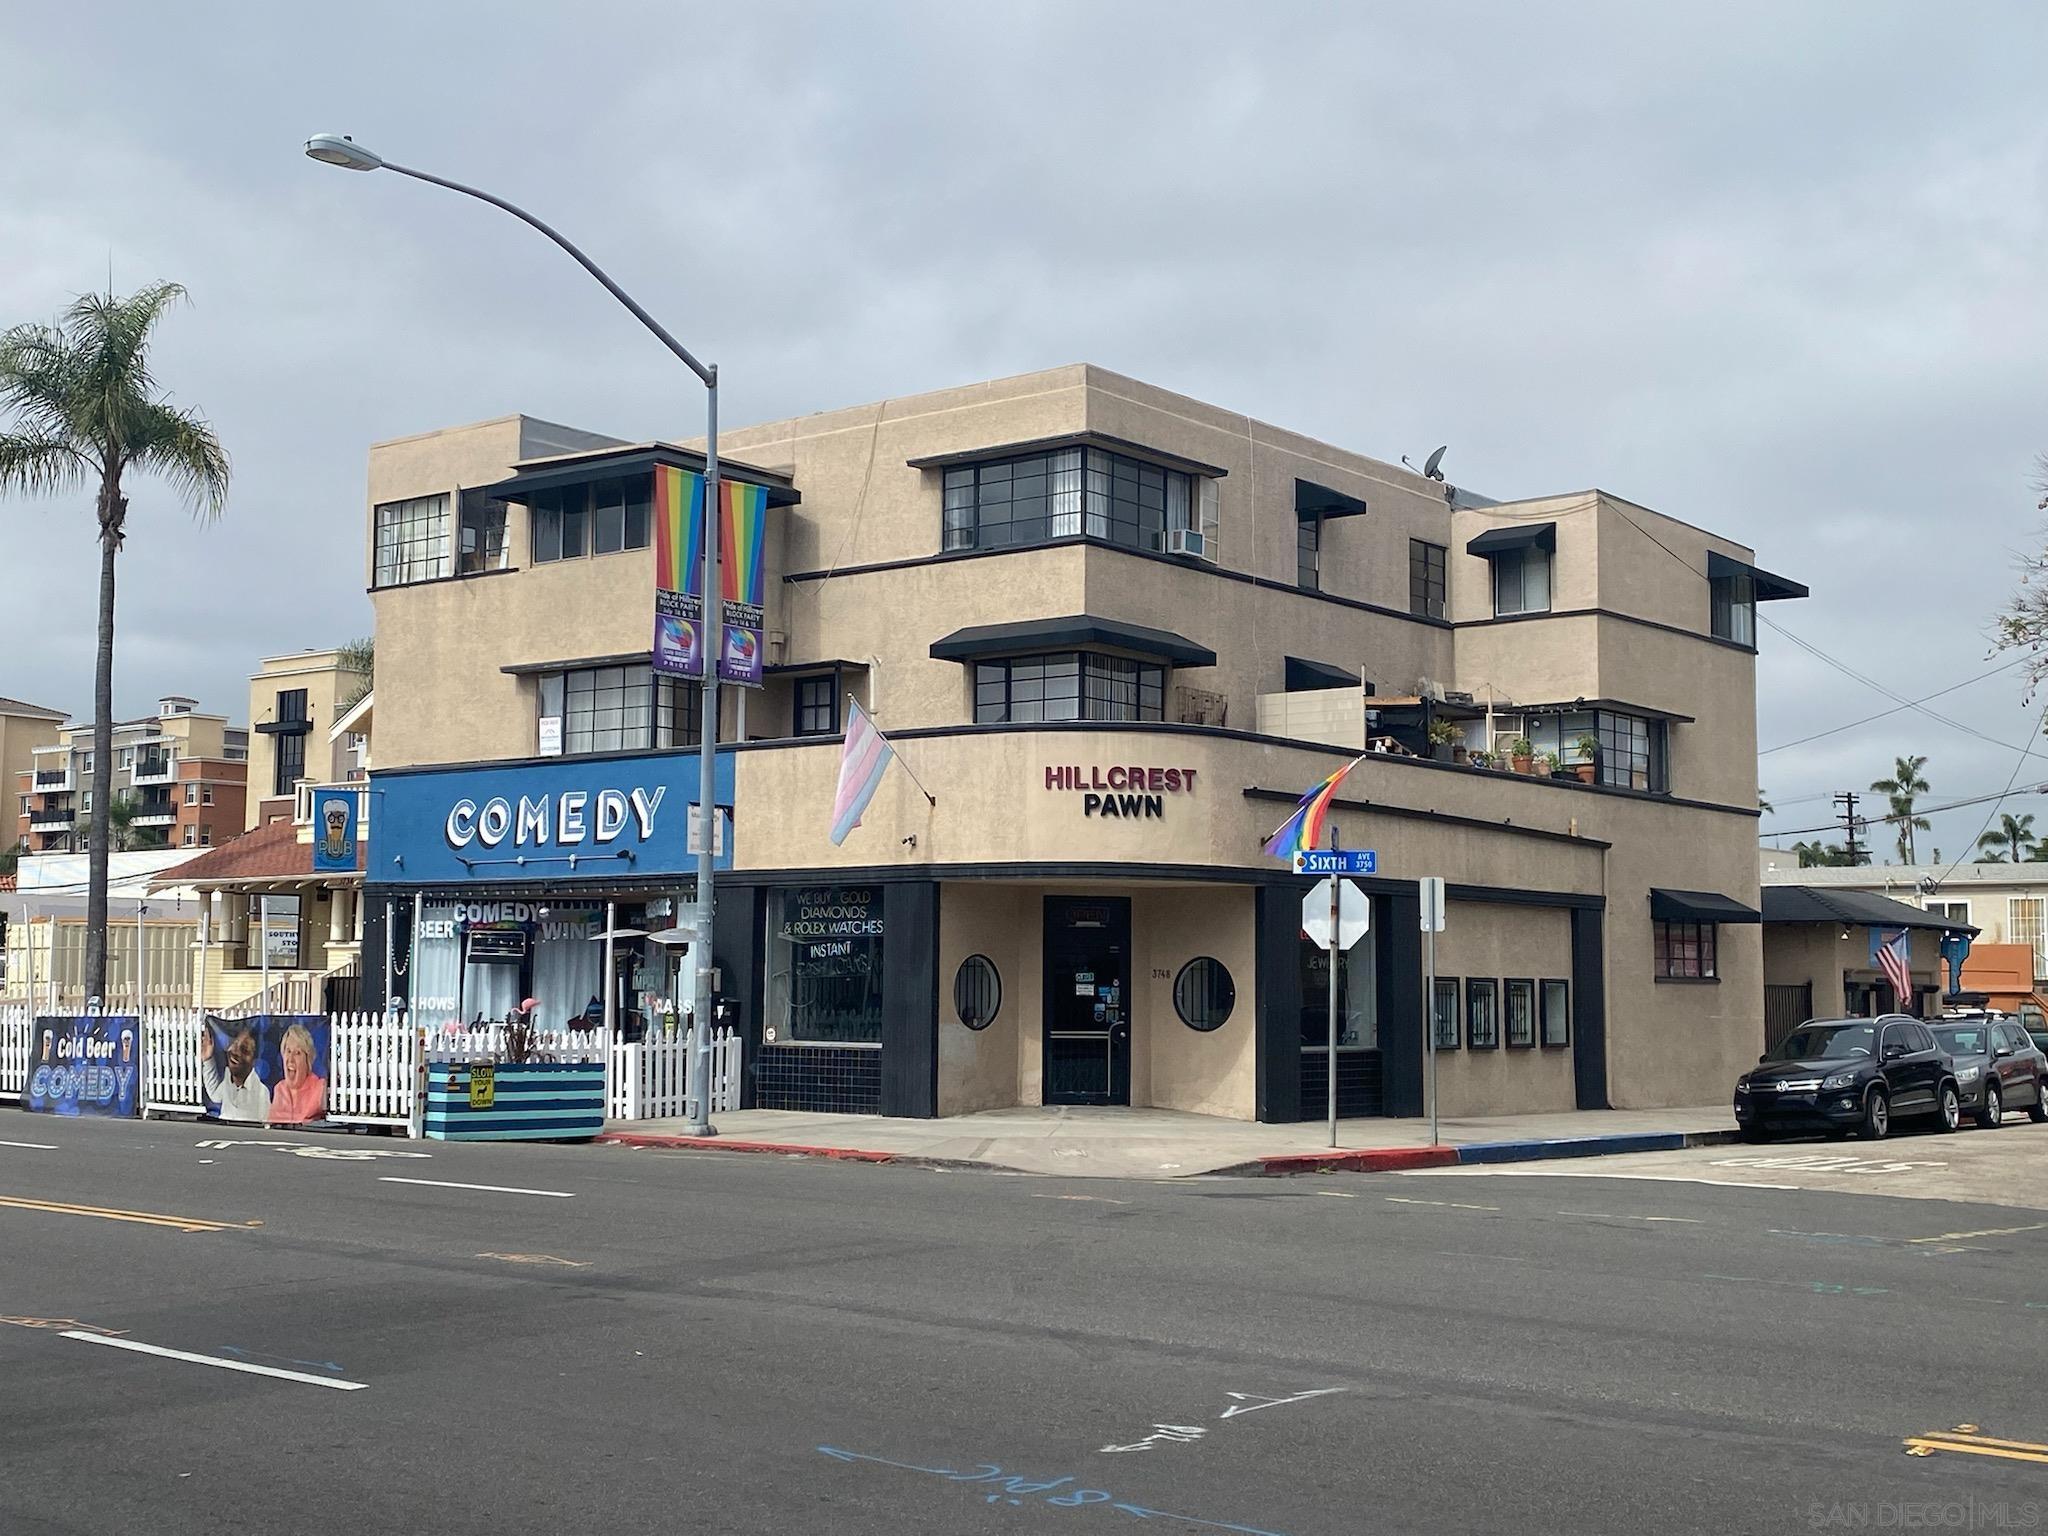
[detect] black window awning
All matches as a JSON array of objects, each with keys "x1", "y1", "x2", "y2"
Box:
[
  {"x1": 1651, "y1": 888, "x2": 1762, "y2": 925},
  {"x1": 1706, "y1": 550, "x2": 1807, "y2": 602},
  {"x1": 929, "y1": 615, "x2": 1215, "y2": 667},
  {"x1": 1285, "y1": 657, "x2": 1358, "y2": 692},
  {"x1": 482, "y1": 444, "x2": 800, "y2": 508},
  {"x1": 1466, "y1": 522, "x2": 1556, "y2": 558},
  {"x1": 1295, "y1": 479, "x2": 1368, "y2": 522}
]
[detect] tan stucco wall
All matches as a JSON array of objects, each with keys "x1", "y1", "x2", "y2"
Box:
[
  {"x1": 1432, "y1": 901, "x2": 1577, "y2": 1117},
  {"x1": 1764, "y1": 923, "x2": 1848, "y2": 1018},
  {"x1": 1, "y1": 713, "x2": 62, "y2": 843},
  {"x1": 244, "y1": 651, "x2": 369, "y2": 825},
  {"x1": 1133, "y1": 884, "x2": 1256, "y2": 1119},
  {"x1": 936, "y1": 882, "x2": 1030, "y2": 1116}
]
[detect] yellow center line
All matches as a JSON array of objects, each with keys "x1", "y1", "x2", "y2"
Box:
[
  {"x1": 1913, "y1": 1429, "x2": 2048, "y2": 1454},
  {"x1": 0, "y1": 1194, "x2": 258, "y2": 1235},
  {"x1": 1905, "y1": 1438, "x2": 2048, "y2": 1465}
]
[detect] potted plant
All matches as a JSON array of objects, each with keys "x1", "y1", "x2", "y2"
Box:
[
  {"x1": 1468, "y1": 749, "x2": 1495, "y2": 770},
  {"x1": 1572, "y1": 733, "x2": 1600, "y2": 784},
  {"x1": 1537, "y1": 751, "x2": 1562, "y2": 778},
  {"x1": 422, "y1": 1007, "x2": 607, "y2": 1142},
  {"x1": 1426, "y1": 717, "x2": 1462, "y2": 763},
  {"x1": 1507, "y1": 736, "x2": 1534, "y2": 775}
]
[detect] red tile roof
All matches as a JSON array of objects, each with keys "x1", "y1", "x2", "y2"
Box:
[{"x1": 153, "y1": 817, "x2": 363, "y2": 885}]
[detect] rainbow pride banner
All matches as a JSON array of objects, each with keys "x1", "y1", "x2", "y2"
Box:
[
  {"x1": 718, "y1": 480, "x2": 768, "y2": 687},
  {"x1": 652, "y1": 464, "x2": 707, "y2": 679}
]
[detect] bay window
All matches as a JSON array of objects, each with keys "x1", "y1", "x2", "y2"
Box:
[
  {"x1": 974, "y1": 653, "x2": 1165, "y2": 724},
  {"x1": 941, "y1": 446, "x2": 1206, "y2": 557}
]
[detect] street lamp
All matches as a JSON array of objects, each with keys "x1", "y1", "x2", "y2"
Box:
[{"x1": 304, "y1": 132, "x2": 722, "y2": 1135}]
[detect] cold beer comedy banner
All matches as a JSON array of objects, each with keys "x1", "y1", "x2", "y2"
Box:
[
  {"x1": 26, "y1": 1016, "x2": 140, "y2": 1117},
  {"x1": 652, "y1": 466, "x2": 767, "y2": 688}
]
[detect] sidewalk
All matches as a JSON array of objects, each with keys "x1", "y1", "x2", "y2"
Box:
[{"x1": 598, "y1": 1104, "x2": 1739, "y2": 1180}]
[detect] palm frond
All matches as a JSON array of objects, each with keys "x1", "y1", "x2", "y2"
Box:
[
  {"x1": 0, "y1": 431, "x2": 91, "y2": 499},
  {"x1": 126, "y1": 398, "x2": 230, "y2": 519}
]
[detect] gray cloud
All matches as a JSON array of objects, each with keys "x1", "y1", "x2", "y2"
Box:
[{"x1": 3, "y1": 0, "x2": 2045, "y2": 860}]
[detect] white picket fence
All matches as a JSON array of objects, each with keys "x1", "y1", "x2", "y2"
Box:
[{"x1": 1, "y1": 1003, "x2": 740, "y2": 1127}]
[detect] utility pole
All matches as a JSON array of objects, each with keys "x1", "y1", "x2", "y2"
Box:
[{"x1": 1833, "y1": 791, "x2": 1868, "y2": 866}]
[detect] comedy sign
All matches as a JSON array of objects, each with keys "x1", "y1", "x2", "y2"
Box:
[{"x1": 26, "y1": 1016, "x2": 140, "y2": 1118}]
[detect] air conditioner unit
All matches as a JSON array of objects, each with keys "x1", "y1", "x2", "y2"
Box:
[{"x1": 1166, "y1": 527, "x2": 1207, "y2": 558}]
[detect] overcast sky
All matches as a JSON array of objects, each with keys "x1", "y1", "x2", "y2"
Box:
[{"x1": 4, "y1": 2, "x2": 2045, "y2": 864}]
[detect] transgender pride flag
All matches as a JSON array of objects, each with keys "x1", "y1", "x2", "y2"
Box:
[{"x1": 830, "y1": 699, "x2": 897, "y2": 846}]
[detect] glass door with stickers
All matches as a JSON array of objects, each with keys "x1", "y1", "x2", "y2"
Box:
[{"x1": 1043, "y1": 896, "x2": 1132, "y2": 1105}]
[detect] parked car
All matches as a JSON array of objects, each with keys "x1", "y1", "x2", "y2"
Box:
[
  {"x1": 1735, "y1": 1015, "x2": 1961, "y2": 1142},
  {"x1": 1930, "y1": 1014, "x2": 2048, "y2": 1127}
]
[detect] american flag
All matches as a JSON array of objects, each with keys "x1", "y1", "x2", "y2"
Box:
[{"x1": 1875, "y1": 928, "x2": 1913, "y2": 1007}]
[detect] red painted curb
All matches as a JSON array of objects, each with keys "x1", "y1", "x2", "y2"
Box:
[
  {"x1": 597, "y1": 1132, "x2": 899, "y2": 1164},
  {"x1": 1233, "y1": 1145, "x2": 1464, "y2": 1177}
]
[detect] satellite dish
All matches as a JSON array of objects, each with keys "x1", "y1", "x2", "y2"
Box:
[{"x1": 1423, "y1": 446, "x2": 1448, "y2": 482}]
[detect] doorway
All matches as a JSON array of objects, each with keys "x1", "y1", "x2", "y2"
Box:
[{"x1": 1043, "y1": 896, "x2": 1132, "y2": 1106}]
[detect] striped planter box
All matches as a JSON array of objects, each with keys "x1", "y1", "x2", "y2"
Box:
[{"x1": 423, "y1": 1061, "x2": 606, "y2": 1142}]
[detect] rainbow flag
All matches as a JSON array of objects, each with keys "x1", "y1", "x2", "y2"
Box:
[
  {"x1": 720, "y1": 480, "x2": 767, "y2": 607},
  {"x1": 653, "y1": 464, "x2": 706, "y2": 593},
  {"x1": 1262, "y1": 755, "x2": 1369, "y2": 862}
]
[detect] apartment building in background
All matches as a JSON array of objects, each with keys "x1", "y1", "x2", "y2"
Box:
[
  {"x1": 245, "y1": 649, "x2": 372, "y2": 829},
  {"x1": 15, "y1": 696, "x2": 248, "y2": 854},
  {"x1": 1, "y1": 696, "x2": 66, "y2": 847},
  {"x1": 353, "y1": 366, "x2": 1799, "y2": 1122}
]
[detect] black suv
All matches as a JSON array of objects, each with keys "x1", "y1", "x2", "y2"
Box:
[
  {"x1": 1930, "y1": 1014, "x2": 2048, "y2": 1127},
  {"x1": 1734, "y1": 1015, "x2": 1961, "y2": 1142}
]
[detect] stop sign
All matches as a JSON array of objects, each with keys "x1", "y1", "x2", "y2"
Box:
[{"x1": 1302, "y1": 877, "x2": 1370, "y2": 951}]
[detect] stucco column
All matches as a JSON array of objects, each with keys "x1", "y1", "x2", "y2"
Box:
[{"x1": 328, "y1": 886, "x2": 349, "y2": 946}]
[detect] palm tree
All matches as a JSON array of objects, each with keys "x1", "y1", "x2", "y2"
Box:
[
  {"x1": 1792, "y1": 839, "x2": 1856, "y2": 868},
  {"x1": 0, "y1": 285, "x2": 229, "y2": 1000},
  {"x1": 1870, "y1": 754, "x2": 1932, "y2": 863},
  {"x1": 73, "y1": 793, "x2": 166, "y2": 854},
  {"x1": 1977, "y1": 812, "x2": 2039, "y2": 863}
]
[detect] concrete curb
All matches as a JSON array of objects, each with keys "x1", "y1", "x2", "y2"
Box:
[
  {"x1": 597, "y1": 1131, "x2": 909, "y2": 1165},
  {"x1": 1227, "y1": 1126, "x2": 1740, "y2": 1178},
  {"x1": 598, "y1": 1125, "x2": 1741, "y2": 1177}
]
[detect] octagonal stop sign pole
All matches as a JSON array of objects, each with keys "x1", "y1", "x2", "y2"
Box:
[{"x1": 1301, "y1": 826, "x2": 1371, "y2": 1147}]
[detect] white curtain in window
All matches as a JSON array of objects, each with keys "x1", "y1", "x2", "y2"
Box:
[
  {"x1": 1083, "y1": 450, "x2": 1111, "y2": 539},
  {"x1": 1050, "y1": 449, "x2": 1084, "y2": 537},
  {"x1": 1199, "y1": 478, "x2": 1219, "y2": 562}
]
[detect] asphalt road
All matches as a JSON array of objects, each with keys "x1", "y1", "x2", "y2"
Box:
[{"x1": 2, "y1": 1117, "x2": 2046, "y2": 1536}]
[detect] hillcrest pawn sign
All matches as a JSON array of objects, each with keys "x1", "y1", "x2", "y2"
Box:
[{"x1": 1044, "y1": 764, "x2": 1199, "y2": 819}]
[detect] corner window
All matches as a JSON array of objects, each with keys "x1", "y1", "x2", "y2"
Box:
[
  {"x1": 1509, "y1": 709, "x2": 1668, "y2": 794},
  {"x1": 1466, "y1": 978, "x2": 1499, "y2": 1049},
  {"x1": 940, "y1": 446, "x2": 1202, "y2": 557},
  {"x1": 1296, "y1": 515, "x2": 1321, "y2": 592},
  {"x1": 537, "y1": 664, "x2": 700, "y2": 756},
  {"x1": 1655, "y1": 920, "x2": 1718, "y2": 980},
  {"x1": 1491, "y1": 545, "x2": 1551, "y2": 616},
  {"x1": 458, "y1": 488, "x2": 510, "y2": 574},
  {"x1": 794, "y1": 676, "x2": 838, "y2": 738},
  {"x1": 373, "y1": 493, "x2": 452, "y2": 586},
  {"x1": 1409, "y1": 540, "x2": 1446, "y2": 619},
  {"x1": 974, "y1": 653, "x2": 1164, "y2": 724},
  {"x1": 766, "y1": 886, "x2": 885, "y2": 1046},
  {"x1": 1710, "y1": 572, "x2": 1756, "y2": 645},
  {"x1": 530, "y1": 476, "x2": 653, "y2": 565}
]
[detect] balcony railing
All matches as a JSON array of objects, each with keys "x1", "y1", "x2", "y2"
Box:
[
  {"x1": 28, "y1": 806, "x2": 73, "y2": 830},
  {"x1": 132, "y1": 754, "x2": 177, "y2": 785},
  {"x1": 33, "y1": 768, "x2": 72, "y2": 790}
]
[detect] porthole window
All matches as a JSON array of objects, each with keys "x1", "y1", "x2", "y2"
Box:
[
  {"x1": 953, "y1": 955, "x2": 1001, "y2": 1030},
  {"x1": 1174, "y1": 957, "x2": 1236, "y2": 1032}
]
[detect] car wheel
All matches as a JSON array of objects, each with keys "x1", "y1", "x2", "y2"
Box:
[
  {"x1": 1858, "y1": 1088, "x2": 1890, "y2": 1141},
  {"x1": 2030, "y1": 1078, "x2": 2048, "y2": 1124},
  {"x1": 1976, "y1": 1084, "x2": 2002, "y2": 1129},
  {"x1": 1740, "y1": 1126, "x2": 1772, "y2": 1144},
  {"x1": 1937, "y1": 1083, "x2": 1961, "y2": 1133}
]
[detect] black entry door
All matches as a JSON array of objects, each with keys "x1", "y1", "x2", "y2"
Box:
[{"x1": 1043, "y1": 896, "x2": 1132, "y2": 1106}]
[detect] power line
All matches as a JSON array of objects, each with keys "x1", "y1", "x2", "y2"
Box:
[
  {"x1": 1758, "y1": 614, "x2": 2028, "y2": 754},
  {"x1": 1759, "y1": 653, "x2": 2031, "y2": 754},
  {"x1": 1926, "y1": 696, "x2": 2048, "y2": 887},
  {"x1": 1763, "y1": 781, "x2": 2048, "y2": 839}
]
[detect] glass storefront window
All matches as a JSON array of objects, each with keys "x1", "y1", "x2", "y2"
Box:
[
  {"x1": 767, "y1": 886, "x2": 886, "y2": 1046},
  {"x1": 1299, "y1": 929, "x2": 1377, "y2": 1051}
]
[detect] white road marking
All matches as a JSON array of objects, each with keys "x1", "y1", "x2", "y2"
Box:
[
  {"x1": 1555, "y1": 1211, "x2": 1702, "y2": 1223},
  {"x1": 0, "y1": 1140, "x2": 58, "y2": 1151},
  {"x1": 1385, "y1": 1196, "x2": 1500, "y2": 1211},
  {"x1": 1403, "y1": 1169, "x2": 1800, "y2": 1190},
  {"x1": 378, "y1": 1177, "x2": 575, "y2": 1199},
  {"x1": 1907, "y1": 1222, "x2": 2048, "y2": 1246},
  {"x1": 61, "y1": 1332, "x2": 366, "y2": 1390}
]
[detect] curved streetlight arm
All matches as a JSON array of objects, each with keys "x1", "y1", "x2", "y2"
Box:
[{"x1": 383, "y1": 159, "x2": 715, "y2": 390}]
